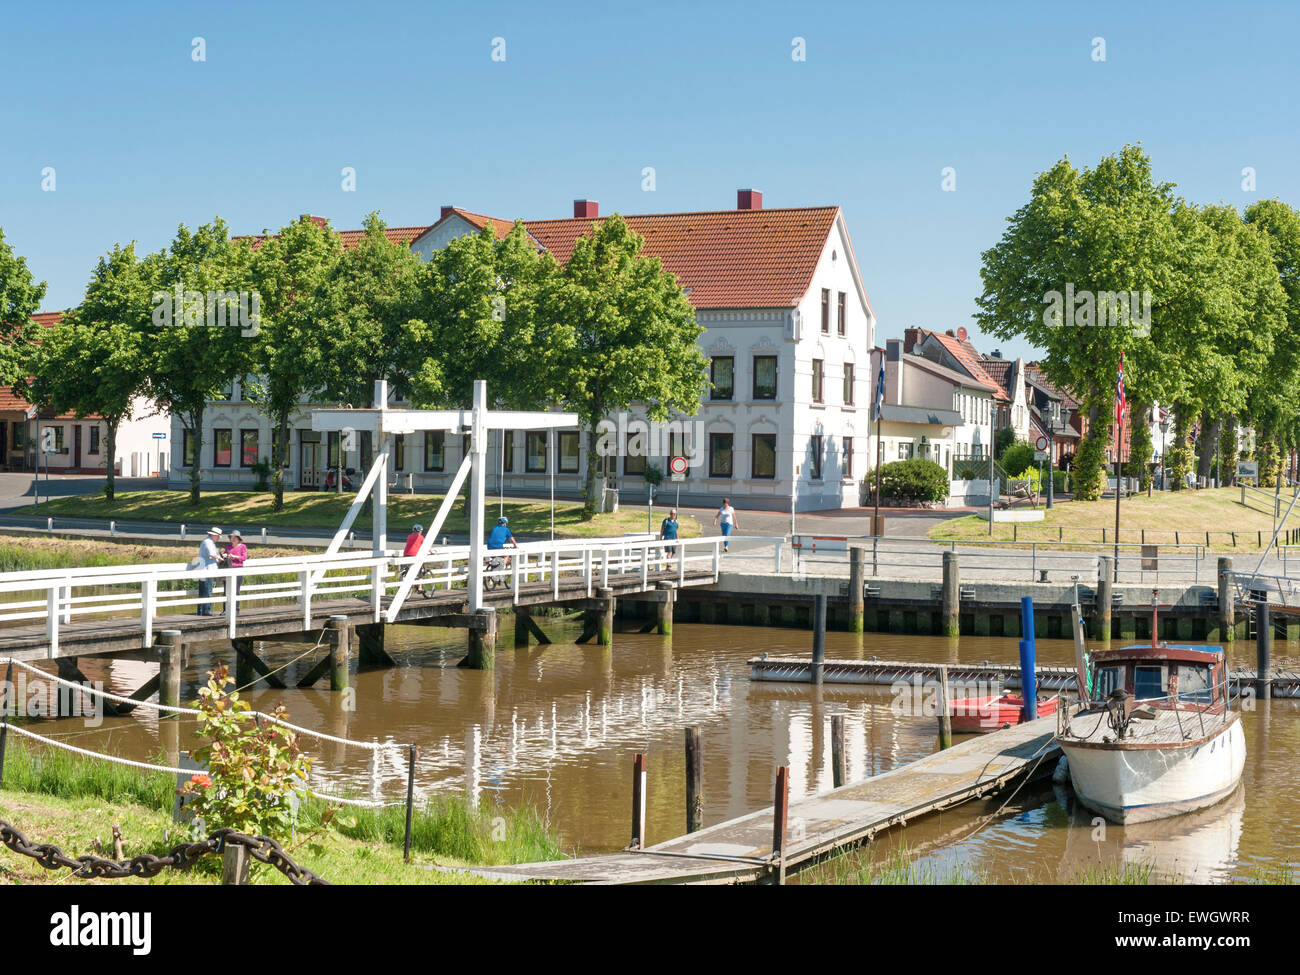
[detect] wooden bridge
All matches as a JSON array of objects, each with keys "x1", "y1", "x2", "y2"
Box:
[{"x1": 0, "y1": 534, "x2": 783, "y2": 707}]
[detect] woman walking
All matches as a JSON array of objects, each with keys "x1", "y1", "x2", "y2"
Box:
[{"x1": 712, "y1": 498, "x2": 739, "y2": 553}]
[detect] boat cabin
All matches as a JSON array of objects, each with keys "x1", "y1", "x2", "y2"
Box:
[{"x1": 1090, "y1": 643, "x2": 1228, "y2": 712}]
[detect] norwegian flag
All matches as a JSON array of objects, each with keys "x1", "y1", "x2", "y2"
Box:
[{"x1": 1114, "y1": 355, "x2": 1127, "y2": 441}]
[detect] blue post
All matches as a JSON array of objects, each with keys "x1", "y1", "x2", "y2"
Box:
[{"x1": 1019, "y1": 596, "x2": 1038, "y2": 720}]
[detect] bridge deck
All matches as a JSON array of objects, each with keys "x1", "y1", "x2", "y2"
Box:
[
  {"x1": 1, "y1": 567, "x2": 712, "y2": 660},
  {"x1": 462, "y1": 716, "x2": 1059, "y2": 885}
]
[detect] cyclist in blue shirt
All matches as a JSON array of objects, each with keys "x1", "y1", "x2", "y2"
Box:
[{"x1": 487, "y1": 516, "x2": 517, "y2": 551}]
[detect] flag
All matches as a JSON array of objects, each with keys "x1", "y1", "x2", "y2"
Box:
[
  {"x1": 1114, "y1": 355, "x2": 1126, "y2": 432},
  {"x1": 874, "y1": 359, "x2": 886, "y2": 422}
]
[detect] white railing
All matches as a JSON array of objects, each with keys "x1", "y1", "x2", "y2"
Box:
[{"x1": 0, "y1": 534, "x2": 782, "y2": 654}]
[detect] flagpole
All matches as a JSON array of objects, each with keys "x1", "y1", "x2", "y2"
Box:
[
  {"x1": 873, "y1": 355, "x2": 884, "y2": 537},
  {"x1": 1113, "y1": 355, "x2": 1124, "y2": 583}
]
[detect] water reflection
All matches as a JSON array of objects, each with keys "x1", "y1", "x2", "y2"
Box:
[{"x1": 15, "y1": 622, "x2": 1299, "y2": 878}]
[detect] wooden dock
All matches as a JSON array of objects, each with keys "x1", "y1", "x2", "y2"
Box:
[{"x1": 459, "y1": 715, "x2": 1060, "y2": 885}]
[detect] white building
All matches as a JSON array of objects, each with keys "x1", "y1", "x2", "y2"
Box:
[{"x1": 171, "y1": 192, "x2": 878, "y2": 512}]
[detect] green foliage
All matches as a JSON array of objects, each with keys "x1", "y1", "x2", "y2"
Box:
[
  {"x1": 0, "y1": 226, "x2": 47, "y2": 387},
  {"x1": 999, "y1": 441, "x2": 1036, "y2": 476},
  {"x1": 250, "y1": 459, "x2": 272, "y2": 491},
  {"x1": 994, "y1": 426, "x2": 1016, "y2": 457},
  {"x1": 177, "y1": 666, "x2": 311, "y2": 839},
  {"x1": 879, "y1": 458, "x2": 949, "y2": 503},
  {"x1": 1073, "y1": 431, "x2": 1109, "y2": 501},
  {"x1": 1, "y1": 737, "x2": 174, "y2": 813},
  {"x1": 1129, "y1": 410, "x2": 1153, "y2": 490}
]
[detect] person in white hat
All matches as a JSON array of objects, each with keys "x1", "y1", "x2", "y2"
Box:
[{"x1": 196, "y1": 527, "x2": 223, "y2": 616}]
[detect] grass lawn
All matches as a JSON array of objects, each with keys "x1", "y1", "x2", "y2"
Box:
[
  {"x1": 930, "y1": 486, "x2": 1297, "y2": 552},
  {"x1": 32, "y1": 490, "x2": 699, "y2": 540},
  {"x1": 0, "y1": 738, "x2": 564, "y2": 885},
  {"x1": 0, "y1": 536, "x2": 309, "y2": 573}
]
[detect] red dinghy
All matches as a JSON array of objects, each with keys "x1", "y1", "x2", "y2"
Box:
[{"x1": 949, "y1": 690, "x2": 1058, "y2": 734}]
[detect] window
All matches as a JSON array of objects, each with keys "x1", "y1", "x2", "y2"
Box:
[
  {"x1": 526, "y1": 431, "x2": 548, "y2": 472},
  {"x1": 898, "y1": 441, "x2": 913, "y2": 460},
  {"x1": 1177, "y1": 664, "x2": 1213, "y2": 704},
  {"x1": 837, "y1": 292, "x2": 846, "y2": 335},
  {"x1": 393, "y1": 434, "x2": 405, "y2": 471},
  {"x1": 753, "y1": 356, "x2": 778, "y2": 400},
  {"x1": 52, "y1": 426, "x2": 65, "y2": 452},
  {"x1": 1134, "y1": 665, "x2": 1166, "y2": 702},
  {"x1": 668, "y1": 429, "x2": 691, "y2": 462},
  {"x1": 182, "y1": 430, "x2": 196, "y2": 467},
  {"x1": 239, "y1": 430, "x2": 258, "y2": 467},
  {"x1": 709, "y1": 432, "x2": 733, "y2": 478},
  {"x1": 843, "y1": 437, "x2": 853, "y2": 478},
  {"x1": 424, "y1": 431, "x2": 444, "y2": 472},
  {"x1": 88, "y1": 427, "x2": 100, "y2": 454},
  {"x1": 810, "y1": 435, "x2": 823, "y2": 480},
  {"x1": 502, "y1": 431, "x2": 515, "y2": 473},
  {"x1": 1095, "y1": 665, "x2": 1125, "y2": 698},
  {"x1": 820, "y1": 289, "x2": 830, "y2": 333},
  {"x1": 624, "y1": 434, "x2": 647, "y2": 475},
  {"x1": 212, "y1": 429, "x2": 232, "y2": 467},
  {"x1": 812, "y1": 359, "x2": 824, "y2": 404},
  {"x1": 14, "y1": 424, "x2": 25, "y2": 448},
  {"x1": 559, "y1": 431, "x2": 580, "y2": 473},
  {"x1": 710, "y1": 357, "x2": 734, "y2": 400},
  {"x1": 843, "y1": 363, "x2": 855, "y2": 405},
  {"x1": 752, "y1": 433, "x2": 776, "y2": 479}
]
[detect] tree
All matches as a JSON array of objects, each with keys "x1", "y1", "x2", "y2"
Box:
[
  {"x1": 22, "y1": 245, "x2": 150, "y2": 502},
  {"x1": 540, "y1": 215, "x2": 708, "y2": 516},
  {"x1": 312, "y1": 212, "x2": 427, "y2": 407},
  {"x1": 1244, "y1": 199, "x2": 1300, "y2": 476},
  {"x1": 143, "y1": 220, "x2": 254, "y2": 504},
  {"x1": 248, "y1": 216, "x2": 342, "y2": 511},
  {"x1": 0, "y1": 227, "x2": 47, "y2": 388}
]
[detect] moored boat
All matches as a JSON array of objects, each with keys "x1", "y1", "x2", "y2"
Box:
[
  {"x1": 1055, "y1": 603, "x2": 1245, "y2": 824},
  {"x1": 950, "y1": 690, "x2": 1059, "y2": 733}
]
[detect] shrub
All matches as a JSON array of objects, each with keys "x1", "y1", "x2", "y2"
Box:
[
  {"x1": 999, "y1": 441, "x2": 1036, "y2": 477},
  {"x1": 1073, "y1": 432, "x2": 1108, "y2": 501},
  {"x1": 879, "y1": 458, "x2": 949, "y2": 504}
]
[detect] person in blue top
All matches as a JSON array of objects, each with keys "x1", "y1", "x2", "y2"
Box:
[
  {"x1": 659, "y1": 508, "x2": 679, "y2": 566},
  {"x1": 487, "y1": 516, "x2": 517, "y2": 551}
]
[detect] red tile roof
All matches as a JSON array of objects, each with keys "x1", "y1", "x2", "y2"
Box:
[
  {"x1": 440, "y1": 208, "x2": 519, "y2": 240},
  {"x1": 235, "y1": 222, "x2": 433, "y2": 252},
  {"x1": 911, "y1": 328, "x2": 1010, "y2": 402},
  {"x1": 520, "y1": 206, "x2": 841, "y2": 309}
]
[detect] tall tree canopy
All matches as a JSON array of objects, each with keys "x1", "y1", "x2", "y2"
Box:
[{"x1": 0, "y1": 227, "x2": 47, "y2": 388}]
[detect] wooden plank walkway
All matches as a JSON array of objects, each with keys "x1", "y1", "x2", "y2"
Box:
[
  {"x1": 0, "y1": 567, "x2": 713, "y2": 660},
  {"x1": 462, "y1": 715, "x2": 1060, "y2": 885}
]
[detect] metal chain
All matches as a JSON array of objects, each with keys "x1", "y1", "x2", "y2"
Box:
[{"x1": 0, "y1": 819, "x2": 330, "y2": 885}]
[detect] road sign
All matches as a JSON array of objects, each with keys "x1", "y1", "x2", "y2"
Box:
[
  {"x1": 1034, "y1": 450, "x2": 1048, "y2": 461},
  {"x1": 152, "y1": 432, "x2": 167, "y2": 439},
  {"x1": 1035, "y1": 435, "x2": 1049, "y2": 452},
  {"x1": 669, "y1": 455, "x2": 687, "y2": 481}
]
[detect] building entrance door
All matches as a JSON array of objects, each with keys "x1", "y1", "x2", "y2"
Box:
[{"x1": 300, "y1": 442, "x2": 324, "y2": 489}]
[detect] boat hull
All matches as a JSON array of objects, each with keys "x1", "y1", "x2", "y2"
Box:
[
  {"x1": 1059, "y1": 716, "x2": 1245, "y2": 825},
  {"x1": 950, "y1": 693, "x2": 1058, "y2": 734}
]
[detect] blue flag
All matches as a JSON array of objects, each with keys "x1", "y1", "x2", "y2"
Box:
[{"x1": 873, "y1": 359, "x2": 886, "y2": 422}]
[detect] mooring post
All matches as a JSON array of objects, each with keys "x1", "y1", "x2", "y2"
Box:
[
  {"x1": 848, "y1": 548, "x2": 866, "y2": 633},
  {"x1": 465, "y1": 609, "x2": 497, "y2": 670},
  {"x1": 1094, "y1": 556, "x2": 1113, "y2": 642},
  {"x1": 514, "y1": 605, "x2": 531, "y2": 648},
  {"x1": 831, "y1": 714, "x2": 846, "y2": 787},
  {"x1": 403, "y1": 743, "x2": 417, "y2": 862},
  {"x1": 326, "y1": 615, "x2": 350, "y2": 692},
  {"x1": 232, "y1": 637, "x2": 256, "y2": 688},
  {"x1": 221, "y1": 841, "x2": 249, "y2": 886},
  {"x1": 771, "y1": 765, "x2": 789, "y2": 885},
  {"x1": 1256, "y1": 597, "x2": 1271, "y2": 700},
  {"x1": 656, "y1": 582, "x2": 675, "y2": 636},
  {"x1": 630, "y1": 752, "x2": 647, "y2": 849},
  {"x1": 156, "y1": 630, "x2": 183, "y2": 714},
  {"x1": 935, "y1": 665, "x2": 953, "y2": 749},
  {"x1": 1218, "y1": 557, "x2": 1235, "y2": 642},
  {"x1": 0, "y1": 659, "x2": 11, "y2": 788},
  {"x1": 598, "y1": 587, "x2": 615, "y2": 646},
  {"x1": 811, "y1": 593, "x2": 827, "y2": 686},
  {"x1": 1019, "y1": 596, "x2": 1038, "y2": 720},
  {"x1": 941, "y1": 551, "x2": 960, "y2": 637},
  {"x1": 684, "y1": 726, "x2": 702, "y2": 833}
]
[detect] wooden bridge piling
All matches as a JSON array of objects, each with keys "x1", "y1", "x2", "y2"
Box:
[
  {"x1": 326, "y1": 616, "x2": 350, "y2": 692},
  {"x1": 156, "y1": 630, "x2": 183, "y2": 713},
  {"x1": 1218, "y1": 557, "x2": 1235, "y2": 642}
]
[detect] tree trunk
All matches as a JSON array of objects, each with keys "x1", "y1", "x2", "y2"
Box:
[
  {"x1": 186, "y1": 409, "x2": 203, "y2": 505},
  {"x1": 273, "y1": 415, "x2": 290, "y2": 513},
  {"x1": 1196, "y1": 411, "x2": 1221, "y2": 481},
  {"x1": 104, "y1": 420, "x2": 119, "y2": 503},
  {"x1": 583, "y1": 423, "x2": 600, "y2": 519}
]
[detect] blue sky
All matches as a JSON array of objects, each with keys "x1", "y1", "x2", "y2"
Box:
[{"x1": 3, "y1": 0, "x2": 1297, "y2": 361}]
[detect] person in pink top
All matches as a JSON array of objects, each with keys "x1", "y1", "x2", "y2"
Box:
[{"x1": 223, "y1": 530, "x2": 249, "y2": 595}]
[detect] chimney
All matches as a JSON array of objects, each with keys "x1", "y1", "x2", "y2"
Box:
[
  {"x1": 299, "y1": 214, "x2": 327, "y2": 228},
  {"x1": 573, "y1": 199, "x2": 599, "y2": 219},
  {"x1": 737, "y1": 188, "x2": 763, "y2": 210},
  {"x1": 903, "y1": 327, "x2": 922, "y2": 353},
  {"x1": 440, "y1": 205, "x2": 456, "y2": 221},
  {"x1": 886, "y1": 339, "x2": 905, "y2": 407},
  {"x1": 945, "y1": 329, "x2": 956, "y2": 337}
]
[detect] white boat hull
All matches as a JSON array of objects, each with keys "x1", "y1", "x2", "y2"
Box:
[{"x1": 1059, "y1": 717, "x2": 1246, "y2": 825}]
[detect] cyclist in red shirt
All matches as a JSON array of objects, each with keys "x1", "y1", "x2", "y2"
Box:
[{"x1": 403, "y1": 524, "x2": 425, "y2": 558}]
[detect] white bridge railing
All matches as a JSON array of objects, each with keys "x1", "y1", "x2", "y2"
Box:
[{"x1": 0, "y1": 534, "x2": 783, "y2": 655}]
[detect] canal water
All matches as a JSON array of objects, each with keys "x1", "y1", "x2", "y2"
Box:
[{"x1": 19, "y1": 620, "x2": 1299, "y2": 882}]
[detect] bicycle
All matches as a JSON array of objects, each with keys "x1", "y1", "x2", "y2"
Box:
[{"x1": 484, "y1": 554, "x2": 510, "y2": 591}]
